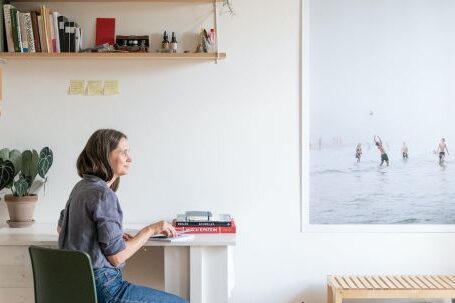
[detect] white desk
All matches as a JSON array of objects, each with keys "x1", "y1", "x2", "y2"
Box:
[{"x1": 0, "y1": 223, "x2": 236, "y2": 303}]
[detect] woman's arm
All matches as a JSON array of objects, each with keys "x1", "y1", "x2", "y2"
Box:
[{"x1": 107, "y1": 221, "x2": 176, "y2": 267}]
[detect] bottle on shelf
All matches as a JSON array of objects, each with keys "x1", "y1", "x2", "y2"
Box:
[
  {"x1": 161, "y1": 31, "x2": 170, "y2": 50},
  {"x1": 170, "y1": 32, "x2": 178, "y2": 53}
]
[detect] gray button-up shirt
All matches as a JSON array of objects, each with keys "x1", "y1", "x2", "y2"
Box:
[{"x1": 58, "y1": 175, "x2": 126, "y2": 269}]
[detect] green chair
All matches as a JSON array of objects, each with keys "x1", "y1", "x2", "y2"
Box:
[{"x1": 29, "y1": 245, "x2": 98, "y2": 303}]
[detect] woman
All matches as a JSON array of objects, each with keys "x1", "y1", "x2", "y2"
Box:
[{"x1": 57, "y1": 129, "x2": 187, "y2": 303}]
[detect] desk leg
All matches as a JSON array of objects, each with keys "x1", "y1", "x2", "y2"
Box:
[
  {"x1": 190, "y1": 246, "x2": 229, "y2": 303},
  {"x1": 164, "y1": 246, "x2": 190, "y2": 300}
]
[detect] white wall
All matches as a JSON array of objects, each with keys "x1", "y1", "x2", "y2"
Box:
[{"x1": 2, "y1": 0, "x2": 454, "y2": 302}]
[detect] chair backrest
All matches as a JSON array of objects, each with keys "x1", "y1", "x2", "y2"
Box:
[{"x1": 29, "y1": 245, "x2": 98, "y2": 303}]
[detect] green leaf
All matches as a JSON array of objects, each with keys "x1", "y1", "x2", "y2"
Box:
[
  {"x1": 0, "y1": 148, "x2": 9, "y2": 161},
  {"x1": 9, "y1": 150, "x2": 22, "y2": 176},
  {"x1": 0, "y1": 159, "x2": 15, "y2": 191},
  {"x1": 38, "y1": 147, "x2": 53, "y2": 178},
  {"x1": 0, "y1": 149, "x2": 21, "y2": 177},
  {"x1": 14, "y1": 175, "x2": 29, "y2": 197},
  {"x1": 22, "y1": 150, "x2": 38, "y2": 182}
]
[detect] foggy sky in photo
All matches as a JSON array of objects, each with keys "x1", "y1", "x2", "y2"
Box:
[{"x1": 309, "y1": 0, "x2": 455, "y2": 150}]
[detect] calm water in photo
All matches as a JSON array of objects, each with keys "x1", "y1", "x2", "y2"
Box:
[{"x1": 310, "y1": 145, "x2": 455, "y2": 224}]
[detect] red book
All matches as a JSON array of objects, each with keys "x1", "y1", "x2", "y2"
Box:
[
  {"x1": 174, "y1": 220, "x2": 236, "y2": 234},
  {"x1": 96, "y1": 18, "x2": 115, "y2": 46}
]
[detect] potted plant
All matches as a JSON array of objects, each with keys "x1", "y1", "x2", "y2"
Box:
[{"x1": 0, "y1": 147, "x2": 53, "y2": 227}]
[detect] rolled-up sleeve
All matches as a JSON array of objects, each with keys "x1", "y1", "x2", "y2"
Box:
[
  {"x1": 58, "y1": 209, "x2": 65, "y2": 227},
  {"x1": 93, "y1": 191, "x2": 125, "y2": 257}
]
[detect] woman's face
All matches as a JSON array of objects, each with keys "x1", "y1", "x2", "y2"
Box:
[{"x1": 110, "y1": 138, "x2": 132, "y2": 177}]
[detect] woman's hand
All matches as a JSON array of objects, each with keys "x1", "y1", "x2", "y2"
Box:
[
  {"x1": 148, "y1": 220, "x2": 177, "y2": 237},
  {"x1": 122, "y1": 233, "x2": 134, "y2": 241}
]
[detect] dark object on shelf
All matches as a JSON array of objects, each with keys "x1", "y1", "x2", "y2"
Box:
[
  {"x1": 161, "y1": 31, "x2": 169, "y2": 50},
  {"x1": 114, "y1": 35, "x2": 149, "y2": 52},
  {"x1": 170, "y1": 32, "x2": 178, "y2": 53}
]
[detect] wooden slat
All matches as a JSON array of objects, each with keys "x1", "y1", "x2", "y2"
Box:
[
  {"x1": 414, "y1": 276, "x2": 432, "y2": 289},
  {"x1": 351, "y1": 276, "x2": 366, "y2": 289},
  {"x1": 329, "y1": 276, "x2": 342, "y2": 289},
  {"x1": 357, "y1": 276, "x2": 373, "y2": 289},
  {"x1": 365, "y1": 276, "x2": 381, "y2": 289},
  {"x1": 335, "y1": 276, "x2": 349, "y2": 289},
  {"x1": 445, "y1": 276, "x2": 455, "y2": 286},
  {"x1": 402, "y1": 276, "x2": 420, "y2": 289},
  {"x1": 389, "y1": 276, "x2": 406, "y2": 289},
  {"x1": 421, "y1": 276, "x2": 438, "y2": 289},
  {"x1": 395, "y1": 276, "x2": 411, "y2": 289},
  {"x1": 432, "y1": 276, "x2": 451, "y2": 289},
  {"x1": 440, "y1": 276, "x2": 455, "y2": 288},
  {"x1": 408, "y1": 276, "x2": 428, "y2": 289},
  {"x1": 372, "y1": 276, "x2": 388, "y2": 289},
  {"x1": 426, "y1": 276, "x2": 444, "y2": 289},
  {"x1": 343, "y1": 276, "x2": 357, "y2": 289},
  {"x1": 380, "y1": 276, "x2": 397, "y2": 289}
]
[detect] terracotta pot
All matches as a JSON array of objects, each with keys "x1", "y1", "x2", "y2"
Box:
[{"x1": 4, "y1": 194, "x2": 38, "y2": 226}]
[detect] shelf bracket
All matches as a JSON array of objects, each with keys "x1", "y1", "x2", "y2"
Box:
[{"x1": 213, "y1": 0, "x2": 219, "y2": 64}]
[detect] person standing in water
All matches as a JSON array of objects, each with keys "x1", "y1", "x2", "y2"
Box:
[
  {"x1": 374, "y1": 135, "x2": 389, "y2": 166},
  {"x1": 355, "y1": 143, "x2": 362, "y2": 163},
  {"x1": 401, "y1": 142, "x2": 409, "y2": 159},
  {"x1": 437, "y1": 138, "x2": 449, "y2": 164}
]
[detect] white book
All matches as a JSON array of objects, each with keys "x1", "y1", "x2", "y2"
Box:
[
  {"x1": 52, "y1": 11, "x2": 60, "y2": 53},
  {"x1": 48, "y1": 13, "x2": 55, "y2": 52},
  {"x1": 3, "y1": 4, "x2": 15, "y2": 52},
  {"x1": 24, "y1": 13, "x2": 35, "y2": 53},
  {"x1": 75, "y1": 27, "x2": 81, "y2": 52},
  {"x1": 149, "y1": 233, "x2": 195, "y2": 242}
]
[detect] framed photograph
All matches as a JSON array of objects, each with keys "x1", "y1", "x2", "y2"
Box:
[{"x1": 301, "y1": 0, "x2": 455, "y2": 232}]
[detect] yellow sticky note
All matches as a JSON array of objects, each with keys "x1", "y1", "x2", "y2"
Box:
[
  {"x1": 86, "y1": 81, "x2": 103, "y2": 96},
  {"x1": 69, "y1": 80, "x2": 85, "y2": 95},
  {"x1": 104, "y1": 80, "x2": 119, "y2": 96}
]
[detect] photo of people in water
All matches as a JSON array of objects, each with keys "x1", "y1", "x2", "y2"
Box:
[{"x1": 309, "y1": 108, "x2": 455, "y2": 224}]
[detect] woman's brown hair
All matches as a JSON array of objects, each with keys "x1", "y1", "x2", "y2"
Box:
[{"x1": 77, "y1": 129, "x2": 127, "y2": 192}]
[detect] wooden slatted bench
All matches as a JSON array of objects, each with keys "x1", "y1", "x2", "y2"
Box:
[{"x1": 328, "y1": 275, "x2": 455, "y2": 303}]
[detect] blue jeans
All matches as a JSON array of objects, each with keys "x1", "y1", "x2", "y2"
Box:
[{"x1": 94, "y1": 267, "x2": 188, "y2": 303}]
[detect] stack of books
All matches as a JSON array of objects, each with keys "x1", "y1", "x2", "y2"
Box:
[
  {"x1": 2, "y1": 3, "x2": 82, "y2": 53},
  {"x1": 173, "y1": 211, "x2": 236, "y2": 234}
]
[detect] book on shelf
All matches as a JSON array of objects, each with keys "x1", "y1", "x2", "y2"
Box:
[
  {"x1": 52, "y1": 11, "x2": 60, "y2": 53},
  {"x1": 96, "y1": 17, "x2": 115, "y2": 46},
  {"x1": 57, "y1": 15, "x2": 68, "y2": 52},
  {"x1": 10, "y1": 7, "x2": 21, "y2": 52},
  {"x1": 4, "y1": 4, "x2": 15, "y2": 52},
  {"x1": 30, "y1": 11, "x2": 41, "y2": 52},
  {"x1": 18, "y1": 11, "x2": 28, "y2": 52},
  {"x1": 0, "y1": 1, "x2": 5, "y2": 52},
  {"x1": 24, "y1": 12, "x2": 35, "y2": 52}
]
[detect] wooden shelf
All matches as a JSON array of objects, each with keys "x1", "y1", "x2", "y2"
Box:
[
  {"x1": 0, "y1": 52, "x2": 226, "y2": 60},
  {"x1": 12, "y1": 0, "x2": 224, "y2": 2}
]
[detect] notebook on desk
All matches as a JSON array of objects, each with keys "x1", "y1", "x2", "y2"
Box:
[{"x1": 149, "y1": 233, "x2": 194, "y2": 242}]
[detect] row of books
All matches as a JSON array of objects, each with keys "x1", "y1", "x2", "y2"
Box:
[
  {"x1": 172, "y1": 211, "x2": 236, "y2": 234},
  {"x1": 2, "y1": 3, "x2": 81, "y2": 53}
]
